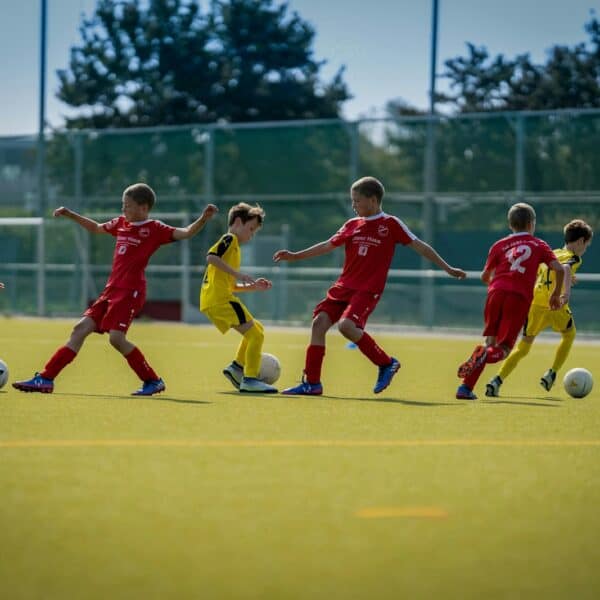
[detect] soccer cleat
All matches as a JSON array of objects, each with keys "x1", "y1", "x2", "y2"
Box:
[
  {"x1": 456, "y1": 384, "x2": 477, "y2": 400},
  {"x1": 239, "y1": 377, "x2": 278, "y2": 394},
  {"x1": 457, "y1": 345, "x2": 487, "y2": 378},
  {"x1": 132, "y1": 378, "x2": 166, "y2": 396},
  {"x1": 374, "y1": 357, "x2": 401, "y2": 394},
  {"x1": 12, "y1": 372, "x2": 54, "y2": 394},
  {"x1": 540, "y1": 368, "x2": 557, "y2": 392},
  {"x1": 485, "y1": 375, "x2": 503, "y2": 397},
  {"x1": 223, "y1": 361, "x2": 244, "y2": 390},
  {"x1": 281, "y1": 376, "x2": 323, "y2": 396}
]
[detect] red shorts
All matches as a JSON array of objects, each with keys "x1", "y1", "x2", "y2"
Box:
[
  {"x1": 313, "y1": 284, "x2": 381, "y2": 329},
  {"x1": 483, "y1": 288, "x2": 531, "y2": 350},
  {"x1": 84, "y1": 286, "x2": 145, "y2": 334}
]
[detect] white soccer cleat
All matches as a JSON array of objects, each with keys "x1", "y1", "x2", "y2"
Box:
[
  {"x1": 485, "y1": 375, "x2": 502, "y2": 397},
  {"x1": 540, "y1": 369, "x2": 557, "y2": 392},
  {"x1": 223, "y1": 361, "x2": 244, "y2": 389},
  {"x1": 239, "y1": 377, "x2": 278, "y2": 394}
]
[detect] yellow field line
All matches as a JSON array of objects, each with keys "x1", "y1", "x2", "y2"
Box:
[
  {"x1": 356, "y1": 506, "x2": 448, "y2": 519},
  {"x1": 2, "y1": 439, "x2": 600, "y2": 448}
]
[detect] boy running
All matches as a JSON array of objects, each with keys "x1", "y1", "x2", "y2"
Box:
[
  {"x1": 13, "y1": 183, "x2": 217, "y2": 395},
  {"x1": 486, "y1": 219, "x2": 593, "y2": 396},
  {"x1": 456, "y1": 202, "x2": 565, "y2": 400},
  {"x1": 273, "y1": 176, "x2": 466, "y2": 396},
  {"x1": 201, "y1": 202, "x2": 277, "y2": 393}
]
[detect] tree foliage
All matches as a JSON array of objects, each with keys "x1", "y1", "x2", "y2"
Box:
[
  {"x1": 57, "y1": 0, "x2": 349, "y2": 128},
  {"x1": 438, "y1": 17, "x2": 600, "y2": 113}
]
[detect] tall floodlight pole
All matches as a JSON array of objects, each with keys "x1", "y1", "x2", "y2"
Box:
[
  {"x1": 36, "y1": 0, "x2": 48, "y2": 316},
  {"x1": 37, "y1": 0, "x2": 48, "y2": 216},
  {"x1": 422, "y1": 0, "x2": 439, "y2": 327}
]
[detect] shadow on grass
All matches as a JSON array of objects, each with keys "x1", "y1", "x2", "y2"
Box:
[
  {"x1": 53, "y1": 392, "x2": 211, "y2": 405},
  {"x1": 484, "y1": 396, "x2": 562, "y2": 407},
  {"x1": 262, "y1": 391, "x2": 458, "y2": 407}
]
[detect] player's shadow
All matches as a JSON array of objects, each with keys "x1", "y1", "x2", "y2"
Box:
[
  {"x1": 306, "y1": 394, "x2": 458, "y2": 407},
  {"x1": 484, "y1": 396, "x2": 562, "y2": 407},
  {"x1": 55, "y1": 392, "x2": 211, "y2": 405}
]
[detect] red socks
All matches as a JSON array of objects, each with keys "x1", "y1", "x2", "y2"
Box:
[
  {"x1": 305, "y1": 345, "x2": 325, "y2": 384},
  {"x1": 357, "y1": 333, "x2": 391, "y2": 366},
  {"x1": 126, "y1": 347, "x2": 159, "y2": 381},
  {"x1": 41, "y1": 346, "x2": 77, "y2": 380},
  {"x1": 463, "y1": 345, "x2": 507, "y2": 389},
  {"x1": 486, "y1": 346, "x2": 506, "y2": 363}
]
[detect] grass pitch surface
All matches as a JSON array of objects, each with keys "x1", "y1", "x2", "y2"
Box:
[{"x1": 1, "y1": 317, "x2": 600, "y2": 599}]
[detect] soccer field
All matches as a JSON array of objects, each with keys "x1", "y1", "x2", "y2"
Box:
[{"x1": 1, "y1": 317, "x2": 600, "y2": 599}]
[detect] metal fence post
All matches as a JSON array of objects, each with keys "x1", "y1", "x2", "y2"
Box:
[
  {"x1": 515, "y1": 114, "x2": 525, "y2": 200},
  {"x1": 204, "y1": 129, "x2": 214, "y2": 207},
  {"x1": 37, "y1": 218, "x2": 45, "y2": 316},
  {"x1": 421, "y1": 115, "x2": 437, "y2": 328}
]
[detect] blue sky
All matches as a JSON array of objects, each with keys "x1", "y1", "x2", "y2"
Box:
[{"x1": 0, "y1": 0, "x2": 597, "y2": 135}]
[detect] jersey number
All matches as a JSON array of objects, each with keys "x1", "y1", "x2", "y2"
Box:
[
  {"x1": 505, "y1": 244, "x2": 532, "y2": 273},
  {"x1": 358, "y1": 245, "x2": 368, "y2": 256},
  {"x1": 118, "y1": 245, "x2": 127, "y2": 255}
]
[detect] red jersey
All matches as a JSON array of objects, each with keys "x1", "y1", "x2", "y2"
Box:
[
  {"x1": 329, "y1": 212, "x2": 416, "y2": 293},
  {"x1": 484, "y1": 232, "x2": 557, "y2": 301},
  {"x1": 101, "y1": 216, "x2": 176, "y2": 290}
]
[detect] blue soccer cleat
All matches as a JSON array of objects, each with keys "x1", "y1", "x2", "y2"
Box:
[
  {"x1": 456, "y1": 384, "x2": 477, "y2": 400},
  {"x1": 281, "y1": 375, "x2": 323, "y2": 396},
  {"x1": 374, "y1": 357, "x2": 400, "y2": 394},
  {"x1": 239, "y1": 377, "x2": 278, "y2": 393},
  {"x1": 132, "y1": 378, "x2": 166, "y2": 396},
  {"x1": 223, "y1": 361, "x2": 244, "y2": 390},
  {"x1": 12, "y1": 372, "x2": 54, "y2": 394}
]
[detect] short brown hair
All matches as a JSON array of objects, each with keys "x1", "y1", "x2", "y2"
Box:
[
  {"x1": 351, "y1": 176, "x2": 385, "y2": 203},
  {"x1": 508, "y1": 203, "x2": 536, "y2": 231},
  {"x1": 564, "y1": 219, "x2": 593, "y2": 244},
  {"x1": 123, "y1": 183, "x2": 156, "y2": 210},
  {"x1": 228, "y1": 202, "x2": 265, "y2": 226}
]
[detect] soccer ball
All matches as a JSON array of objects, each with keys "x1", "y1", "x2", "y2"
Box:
[
  {"x1": 563, "y1": 368, "x2": 593, "y2": 398},
  {"x1": 259, "y1": 353, "x2": 281, "y2": 385},
  {"x1": 0, "y1": 359, "x2": 9, "y2": 389}
]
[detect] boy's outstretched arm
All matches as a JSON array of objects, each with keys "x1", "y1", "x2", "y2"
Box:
[
  {"x1": 172, "y1": 204, "x2": 218, "y2": 240},
  {"x1": 408, "y1": 238, "x2": 466, "y2": 279},
  {"x1": 273, "y1": 240, "x2": 335, "y2": 263},
  {"x1": 53, "y1": 207, "x2": 106, "y2": 234},
  {"x1": 206, "y1": 254, "x2": 255, "y2": 285}
]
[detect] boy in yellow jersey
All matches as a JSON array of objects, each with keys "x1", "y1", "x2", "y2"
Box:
[
  {"x1": 200, "y1": 202, "x2": 277, "y2": 393},
  {"x1": 486, "y1": 219, "x2": 593, "y2": 397}
]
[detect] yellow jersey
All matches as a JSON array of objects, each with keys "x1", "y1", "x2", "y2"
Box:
[
  {"x1": 531, "y1": 247, "x2": 582, "y2": 308},
  {"x1": 200, "y1": 232, "x2": 241, "y2": 310}
]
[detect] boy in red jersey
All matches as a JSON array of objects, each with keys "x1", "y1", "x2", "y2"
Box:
[
  {"x1": 13, "y1": 183, "x2": 217, "y2": 396},
  {"x1": 456, "y1": 202, "x2": 565, "y2": 400},
  {"x1": 273, "y1": 176, "x2": 466, "y2": 396}
]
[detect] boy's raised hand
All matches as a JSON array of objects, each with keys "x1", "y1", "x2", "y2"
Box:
[{"x1": 202, "y1": 204, "x2": 219, "y2": 220}]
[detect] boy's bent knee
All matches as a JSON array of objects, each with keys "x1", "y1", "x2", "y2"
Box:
[{"x1": 337, "y1": 318, "x2": 359, "y2": 338}]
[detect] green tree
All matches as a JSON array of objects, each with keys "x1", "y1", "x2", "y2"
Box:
[
  {"x1": 57, "y1": 0, "x2": 349, "y2": 128},
  {"x1": 439, "y1": 17, "x2": 600, "y2": 112}
]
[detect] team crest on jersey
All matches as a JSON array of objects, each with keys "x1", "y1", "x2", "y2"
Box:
[
  {"x1": 139, "y1": 227, "x2": 150, "y2": 238},
  {"x1": 377, "y1": 224, "x2": 389, "y2": 237}
]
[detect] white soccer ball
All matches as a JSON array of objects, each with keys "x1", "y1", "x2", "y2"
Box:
[
  {"x1": 0, "y1": 359, "x2": 9, "y2": 389},
  {"x1": 563, "y1": 368, "x2": 593, "y2": 398},
  {"x1": 259, "y1": 353, "x2": 281, "y2": 385}
]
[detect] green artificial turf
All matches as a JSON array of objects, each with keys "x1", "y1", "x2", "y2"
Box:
[{"x1": 1, "y1": 317, "x2": 599, "y2": 599}]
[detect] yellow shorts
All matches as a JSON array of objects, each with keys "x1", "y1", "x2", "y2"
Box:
[
  {"x1": 201, "y1": 299, "x2": 254, "y2": 334},
  {"x1": 523, "y1": 303, "x2": 574, "y2": 337}
]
